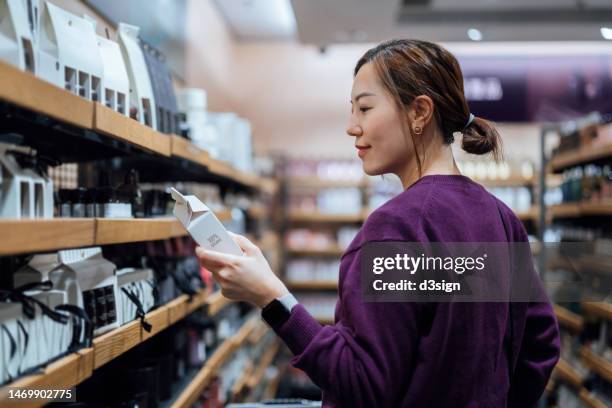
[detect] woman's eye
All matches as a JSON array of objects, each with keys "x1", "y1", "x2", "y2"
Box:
[{"x1": 359, "y1": 107, "x2": 371, "y2": 113}]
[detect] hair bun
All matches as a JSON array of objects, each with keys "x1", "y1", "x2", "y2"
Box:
[{"x1": 461, "y1": 116, "x2": 502, "y2": 160}]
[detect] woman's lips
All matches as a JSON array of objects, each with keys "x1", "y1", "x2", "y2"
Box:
[{"x1": 356, "y1": 145, "x2": 371, "y2": 158}]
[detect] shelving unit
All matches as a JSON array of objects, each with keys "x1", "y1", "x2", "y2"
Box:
[
  {"x1": 288, "y1": 210, "x2": 367, "y2": 224},
  {"x1": 0, "y1": 289, "x2": 224, "y2": 408},
  {"x1": 549, "y1": 142, "x2": 612, "y2": 173},
  {"x1": 553, "y1": 304, "x2": 584, "y2": 333},
  {"x1": 553, "y1": 358, "x2": 584, "y2": 389}
]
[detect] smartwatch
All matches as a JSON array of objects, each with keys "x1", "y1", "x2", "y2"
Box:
[{"x1": 261, "y1": 293, "x2": 298, "y2": 327}]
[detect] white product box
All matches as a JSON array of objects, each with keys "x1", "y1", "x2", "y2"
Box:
[
  {"x1": 207, "y1": 112, "x2": 237, "y2": 164},
  {"x1": 232, "y1": 117, "x2": 253, "y2": 173},
  {"x1": 170, "y1": 188, "x2": 242, "y2": 256},
  {"x1": 118, "y1": 22, "x2": 157, "y2": 128},
  {"x1": 38, "y1": 2, "x2": 103, "y2": 101},
  {"x1": 116, "y1": 268, "x2": 155, "y2": 326},
  {"x1": 96, "y1": 35, "x2": 130, "y2": 115},
  {"x1": 0, "y1": 149, "x2": 53, "y2": 219},
  {"x1": 0, "y1": 0, "x2": 37, "y2": 72},
  {"x1": 0, "y1": 302, "x2": 23, "y2": 384}
]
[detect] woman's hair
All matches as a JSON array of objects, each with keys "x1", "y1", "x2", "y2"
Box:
[{"x1": 354, "y1": 39, "x2": 502, "y2": 170}]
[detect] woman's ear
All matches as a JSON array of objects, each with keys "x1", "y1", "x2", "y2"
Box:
[{"x1": 408, "y1": 95, "x2": 435, "y2": 130}]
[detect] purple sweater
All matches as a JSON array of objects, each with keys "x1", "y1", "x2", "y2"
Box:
[{"x1": 273, "y1": 175, "x2": 560, "y2": 407}]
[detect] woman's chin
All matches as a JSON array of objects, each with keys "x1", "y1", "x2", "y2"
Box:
[{"x1": 361, "y1": 160, "x2": 387, "y2": 177}]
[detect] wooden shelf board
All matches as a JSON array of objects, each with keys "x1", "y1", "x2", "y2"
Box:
[
  {"x1": 289, "y1": 210, "x2": 365, "y2": 223},
  {"x1": 550, "y1": 201, "x2": 612, "y2": 219},
  {"x1": 550, "y1": 203, "x2": 582, "y2": 219},
  {"x1": 316, "y1": 317, "x2": 334, "y2": 325},
  {"x1": 580, "y1": 346, "x2": 612, "y2": 383},
  {"x1": 94, "y1": 218, "x2": 186, "y2": 245},
  {"x1": 288, "y1": 177, "x2": 368, "y2": 189},
  {"x1": 553, "y1": 358, "x2": 583, "y2": 389},
  {"x1": 553, "y1": 304, "x2": 584, "y2": 332},
  {"x1": 1, "y1": 218, "x2": 95, "y2": 255},
  {"x1": 550, "y1": 142, "x2": 612, "y2": 172},
  {"x1": 479, "y1": 177, "x2": 535, "y2": 187},
  {"x1": 516, "y1": 206, "x2": 539, "y2": 221},
  {"x1": 170, "y1": 316, "x2": 258, "y2": 408},
  {"x1": 205, "y1": 291, "x2": 233, "y2": 316},
  {"x1": 93, "y1": 320, "x2": 141, "y2": 369},
  {"x1": 581, "y1": 201, "x2": 612, "y2": 216},
  {"x1": 246, "y1": 339, "x2": 281, "y2": 389},
  {"x1": 170, "y1": 135, "x2": 210, "y2": 168},
  {"x1": 287, "y1": 280, "x2": 338, "y2": 291},
  {"x1": 581, "y1": 302, "x2": 612, "y2": 322},
  {"x1": 287, "y1": 246, "x2": 345, "y2": 257},
  {"x1": 0, "y1": 61, "x2": 93, "y2": 129},
  {"x1": 580, "y1": 256, "x2": 612, "y2": 277},
  {"x1": 93, "y1": 103, "x2": 171, "y2": 156},
  {"x1": 579, "y1": 389, "x2": 609, "y2": 408}
]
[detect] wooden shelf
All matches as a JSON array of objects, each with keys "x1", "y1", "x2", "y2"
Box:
[
  {"x1": 580, "y1": 346, "x2": 612, "y2": 383},
  {"x1": 580, "y1": 256, "x2": 612, "y2": 277},
  {"x1": 0, "y1": 61, "x2": 93, "y2": 129},
  {"x1": 170, "y1": 316, "x2": 259, "y2": 408},
  {"x1": 205, "y1": 291, "x2": 233, "y2": 316},
  {"x1": 0, "y1": 289, "x2": 216, "y2": 407},
  {"x1": 93, "y1": 103, "x2": 171, "y2": 156},
  {"x1": 316, "y1": 317, "x2": 334, "y2": 325},
  {"x1": 516, "y1": 206, "x2": 539, "y2": 222},
  {"x1": 288, "y1": 177, "x2": 368, "y2": 189},
  {"x1": 553, "y1": 304, "x2": 584, "y2": 332},
  {"x1": 246, "y1": 339, "x2": 281, "y2": 389},
  {"x1": 287, "y1": 280, "x2": 338, "y2": 291},
  {"x1": 579, "y1": 389, "x2": 609, "y2": 408},
  {"x1": 479, "y1": 177, "x2": 535, "y2": 188},
  {"x1": 553, "y1": 358, "x2": 583, "y2": 389},
  {"x1": 1, "y1": 218, "x2": 96, "y2": 255},
  {"x1": 581, "y1": 302, "x2": 612, "y2": 322},
  {"x1": 95, "y1": 218, "x2": 186, "y2": 245},
  {"x1": 550, "y1": 203, "x2": 582, "y2": 218},
  {"x1": 289, "y1": 210, "x2": 366, "y2": 223},
  {"x1": 170, "y1": 134, "x2": 210, "y2": 168},
  {"x1": 550, "y1": 142, "x2": 612, "y2": 173},
  {"x1": 550, "y1": 201, "x2": 612, "y2": 219},
  {"x1": 287, "y1": 246, "x2": 345, "y2": 257}
]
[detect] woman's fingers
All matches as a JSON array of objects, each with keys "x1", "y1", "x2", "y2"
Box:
[
  {"x1": 228, "y1": 232, "x2": 260, "y2": 256},
  {"x1": 195, "y1": 246, "x2": 241, "y2": 266}
]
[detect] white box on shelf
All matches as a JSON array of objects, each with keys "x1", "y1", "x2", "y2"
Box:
[
  {"x1": 116, "y1": 267, "x2": 155, "y2": 326},
  {"x1": 0, "y1": 302, "x2": 23, "y2": 384},
  {"x1": 0, "y1": 0, "x2": 37, "y2": 72},
  {"x1": 207, "y1": 112, "x2": 237, "y2": 163},
  {"x1": 118, "y1": 22, "x2": 157, "y2": 128},
  {"x1": 14, "y1": 247, "x2": 120, "y2": 337},
  {"x1": 0, "y1": 149, "x2": 53, "y2": 219},
  {"x1": 39, "y1": 2, "x2": 104, "y2": 101},
  {"x1": 170, "y1": 187, "x2": 243, "y2": 256},
  {"x1": 96, "y1": 35, "x2": 129, "y2": 115},
  {"x1": 36, "y1": 1, "x2": 61, "y2": 87},
  {"x1": 233, "y1": 117, "x2": 253, "y2": 173}
]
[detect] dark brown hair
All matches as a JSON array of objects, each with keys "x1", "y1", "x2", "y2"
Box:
[{"x1": 354, "y1": 39, "x2": 502, "y2": 172}]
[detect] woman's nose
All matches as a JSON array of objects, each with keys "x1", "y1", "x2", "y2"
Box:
[{"x1": 346, "y1": 121, "x2": 362, "y2": 137}]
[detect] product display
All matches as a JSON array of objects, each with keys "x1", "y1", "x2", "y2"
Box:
[
  {"x1": 40, "y1": 3, "x2": 103, "y2": 101},
  {"x1": 96, "y1": 33, "x2": 130, "y2": 115},
  {"x1": 116, "y1": 267, "x2": 155, "y2": 328},
  {"x1": 118, "y1": 22, "x2": 156, "y2": 128},
  {"x1": 177, "y1": 88, "x2": 208, "y2": 142},
  {"x1": 140, "y1": 38, "x2": 180, "y2": 135},
  {"x1": 0, "y1": 147, "x2": 53, "y2": 219},
  {"x1": 0, "y1": 0, "x2": 37, "y2": 72}
]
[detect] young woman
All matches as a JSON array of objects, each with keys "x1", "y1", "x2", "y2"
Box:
[{"x1": 196, "y1": 39, "x2": 560, "y2": 407}]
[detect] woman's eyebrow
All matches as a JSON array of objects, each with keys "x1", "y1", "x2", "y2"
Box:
[{"x1": 350, "y1": 92, "x2": 376, "y2": 104}]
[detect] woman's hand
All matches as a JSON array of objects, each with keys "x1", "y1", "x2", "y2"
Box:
[{"x1": 195, "y1": 232, "x2": 288, "y2": 308}]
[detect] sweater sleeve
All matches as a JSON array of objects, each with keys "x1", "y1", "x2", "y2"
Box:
[
  {"x1": 271, "y1": 248, "x2": 421, "y2": 407},
  {"x1": 508, "y1": 220, "x2": 560, "y2": 407}
]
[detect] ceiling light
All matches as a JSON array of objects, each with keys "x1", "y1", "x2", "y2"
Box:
[
  {"x1": 601, "y1": 27, "x2": 612, "y2": 40},
  {"x1": 467, "y1": 28, "x2": 483, "y2": 42}
]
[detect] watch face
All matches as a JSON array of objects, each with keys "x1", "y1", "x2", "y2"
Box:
[{"x1": 262, "y1": 299, "x2": 291, "y2": 327}]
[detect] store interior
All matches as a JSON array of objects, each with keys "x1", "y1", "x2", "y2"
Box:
[{"x1": 1, "y1": 0, "x2": 612, "y2": 407}]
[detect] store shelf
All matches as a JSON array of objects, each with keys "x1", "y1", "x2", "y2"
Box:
[
  {"x1": 94, "y1": 218, "x2": 186, "y2": 245},
  {"x1": 1, "y1": 218, "x2": 96, "y2": 256},
  {"x1": 288, "y1": 210, "x2": 366, "y2": 223},
  {"x1": 246, "y1": 339, "x2": 281, "y2": 389},
  {"x1": 205, "y1": 290, "x2": 233, "y2": 316},
  {"x1": 580, "y1": 346, "x2": 612, "y2": 383},
  {"x1": 553, "y1": 304, "x2": 584, "y2": 332},
  {"x1": 478, "y1": 176, "x2": 535, "y2": 187},
  {"x1": 93, "y1": 103, "x2": 171, "y2": 156},
  {"x1": 516, "y1": 206, "x2": 539, "y2": 222},
  {"x1": 550, "y1": 201, "x2": 612, "y2": 219},
  {"x1": 579, "y1": 389, "x2": 609, "y2": 408},
  {"x1": 0, "y1": 61, "x2": 93, "y2": 129},
  {"x1": 553, "y1": 358, "x2": 584, "y2": 389},
  {"x1": 287, "y1": 246, "x2": 345, "y2": 257},
  {"x1": 580, "y1": 256, "x2": 612, "y2": 277},
  {"x1": 170, "y1": 316, "x2": 259, "y2": 408},
  {"x1": 287, "y1": 280, "x2": 338, "y2": 291},
  {"x1": 550, "y1": 142, "x2": 612, "y2": 173},
  {"x1": 0, "y1": 289, "x2": 220, "y2": 407},
  {"x1": 581, "y1": 302, "x2": 612, "y2": 322},
  {"x1": 316, "y1": 317, "x2": 335, "y2": 325},
  {"x1": 170, "y1": 134, "x2": 210, "y2": 168},
  {"x1": 288, "y1": 177, "x2": 368, "y2": 189}
]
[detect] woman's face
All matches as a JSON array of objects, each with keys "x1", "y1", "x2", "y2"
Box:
[{"x1": 347, "y1": 62, "x2": 414, "y2": 176}]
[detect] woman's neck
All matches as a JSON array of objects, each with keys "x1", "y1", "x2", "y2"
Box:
[{"x1": 397, "y1": 143, "x2": 461, "y2": 190}]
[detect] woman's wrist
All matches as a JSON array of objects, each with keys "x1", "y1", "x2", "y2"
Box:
[{"x1": 257, "y1": 281, "x2": 289, "y2": 308}]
